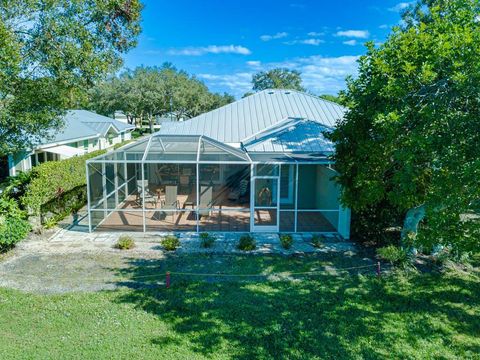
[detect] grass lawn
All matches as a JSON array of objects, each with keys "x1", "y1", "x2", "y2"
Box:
[{"x1": 0, "y1": 253, "x2": 479, "y2": 359}]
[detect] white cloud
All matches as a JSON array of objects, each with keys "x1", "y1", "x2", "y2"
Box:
[
  {"x1": 379, "y1": 24, "x2": 389, "y2": 29},
  {"x1": 335, "y1": 30, "x2": 370, "y2": 39},
  {"x1": 301, "y1": 38, "x2": 324, "y2": 46},
  {"x1": 284, "y1": 38, "x2": 325, "y2": 46},
  {"x1": 199, "y1": 55, "x2": 359, "y2": 98},
  {"x1": 389, "y1": 2, "x2": 414, "y2": 12},
  {"x1": 260, "y1": 32, "x2": 289, "y2": 41},
  {"x1": 198, "y1": 73, "x2": 253, "y2": 95},
  {"x1": 168, "y1": 45, "x2": 251, "y2": 56},
  {"x1": 307, "y1": 31, "x2": 325, "y2": 37},
  {"x1": 246, "y1": 60, "x2": 262, "y2": 67},
  {"x1": 343, "y1": 40, "x2": 357, "y2": 46}
]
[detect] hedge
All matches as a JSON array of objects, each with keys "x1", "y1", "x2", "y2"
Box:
[
  {"x1": 0, "y1": 217, "x2": 31, "y2": 252},
  {"x1": 21, "y1": 149, "x2": 106, "y2": 216}
]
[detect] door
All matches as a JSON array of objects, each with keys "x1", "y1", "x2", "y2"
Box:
[{"x1": 251, "y1": 176, "x2": 280, "y2": 232}]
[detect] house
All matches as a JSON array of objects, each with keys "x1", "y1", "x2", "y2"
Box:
[
  {"x1": 5, "y1": 110, "x2": 135, "y2": 177},
  {"x1": 86, "y1": 89, "x2": 351, "y2": 238}
]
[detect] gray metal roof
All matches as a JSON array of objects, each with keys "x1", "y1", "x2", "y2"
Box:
[
  {"x1": 244, "y1": 119, "x2": 334, "y2": 154},
  {"x1": 159, "y1": 89, "x2": 346, "y2": 144},
  {"x1": 43, "y1": 110, "x2": 135, "y2": 145}
]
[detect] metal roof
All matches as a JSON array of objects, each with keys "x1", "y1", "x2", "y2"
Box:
[
  {"x1": 42, "y1": 110, "x2": 135, "y2": 145},
  {"x1": 244, "y1": 119, "x2": 334, "y2": 154},
  {"x1": 159, "y1": 89, "x2": 346, "y2": 144}
]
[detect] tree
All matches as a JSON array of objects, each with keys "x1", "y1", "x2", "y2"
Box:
[
  {"x1": 329, "y1": 0, "x2": 480, "y2": 254},
  {"x1": 252, "y1": 68, "x2": 305, "y2": 91},
  {"x1": 89, "y1": 64, "x2": 234, "y2": 132},
  {"x1": 319, "y1": 94, "x2": 343, "y2": 105},
  {"x1": 0, "y1": 0, "x2": 142, "y2": 155}
]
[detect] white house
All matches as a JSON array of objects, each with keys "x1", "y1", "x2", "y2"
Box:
[
  {"x1": 6, "y1": 110, "x2": 135, "y2": 177},
  {"x1": 86, "y1": 90, "x2": 351, "y2": 238}
]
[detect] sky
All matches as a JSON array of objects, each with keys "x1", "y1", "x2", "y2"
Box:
[{"x1": 123, "y1": 0, "x2": 411, "y2": 98}]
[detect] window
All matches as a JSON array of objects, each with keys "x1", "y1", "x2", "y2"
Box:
[{"x1": 83, "y1": 140, "x2": 89, "y2": 150}]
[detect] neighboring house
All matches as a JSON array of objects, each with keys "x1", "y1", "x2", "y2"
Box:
[
  {"x1": 6, "y1": 110, "x2": 134, "y2": 177},
  {"x1": 86, "y1": 89, "x2": 351, "y2": 238}
]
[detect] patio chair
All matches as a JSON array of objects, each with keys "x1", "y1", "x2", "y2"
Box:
[
  {"x1": 228, "y1": 179, "x2": 249, "y2": 201},
  {"x1": 136, "y1": 180, "x2": 158, "y2": 208},
  {"x1": 161, "y1": 185, "x2": 180, "y2": 220},
  {"x1": 199, "y1": 186, "x2": 213, "y2": 217},
  {"x1": 179, "y1": 175, "x2": 190, "y2": 193}
]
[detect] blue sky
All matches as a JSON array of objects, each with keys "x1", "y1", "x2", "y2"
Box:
[{"x1": 123, "y1": 0, "x2": 411, "y2": 98}]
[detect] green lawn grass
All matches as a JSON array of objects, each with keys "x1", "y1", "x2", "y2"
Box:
[{"x1": 0, "y1": 254, "x2": 479, "y2": 359}]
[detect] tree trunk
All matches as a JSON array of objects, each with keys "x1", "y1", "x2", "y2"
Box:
[
  {"x1": 148, "y1": 114, "x2": 154, "y2": 134},
  {"x1": 401, "y1": 204, "x2": 426, "y2": 254}
]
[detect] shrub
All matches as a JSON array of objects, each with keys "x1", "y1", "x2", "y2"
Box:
[
  {"x1": 40, "y1": 185, "x2": 87, "y2": 227},
  {"x1": 377, "y1": 245, "x2": 408, "y2": 266},
  {"x1": 311, "y1": 234, "x2": 326, "y2": 248},
  {"x1": 161, "y1": 235, "x2": 180, "y2": 251},
  {"x1": 280, "y1": 234, "x2": 293, "y2": 249},
  {"x1": 0, "y1": 217, "x2": 31, "y2": 252},
  {"x1": 115, "y1": 235, "x2": 135, "y2": 250},
  {"x1": 199, "y1": 232, "x2": 215, "y2": 248},
  {"x1": 237, "y1": 234, "x2": 256, "y2": 251},
  {"x1": 21, "y1": 149, "x2": 106, "y2": 216}
]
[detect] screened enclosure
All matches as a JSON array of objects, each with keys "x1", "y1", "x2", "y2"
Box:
[{"x1": 86, "y1": 134, "x2": 350, "y2": 236}]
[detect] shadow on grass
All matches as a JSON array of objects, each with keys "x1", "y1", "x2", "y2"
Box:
[{"x1": 111, "y1": 253, "x2": 480, "y2": 359}]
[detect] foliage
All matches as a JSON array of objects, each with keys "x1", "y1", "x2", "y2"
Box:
[
  {"x1": 351, "y1": 203, "x2": 403, "y2": 246},
  {"x1": 279, "y1": 234, "x2": 293, "y2": 249},
  {"x1": 40, "y1": 186, "x2": 87, "y2": 227},
  {"x1": 0, "y1": 171, "x2": 32, "y2": 201},
  {"x1": 329, "y1": 0, "x2": 480, "y2": 254},
  {"x1": 0, "y1": 254, "x2": 479, "y2": 358},
  {"x1": 319, "y1": 94, "x2": 343, "y2": 105},
  {"x1": 21, "y1": 150, "x2": 105, "y2": 216},
  {"x1": 199, "y1": 233, "x2": 215, "y2": 248},
  {"x1": 311, "y1": 234, "x2": 326, "y2": 248},
  {"x1": 161, "y1": 235, "x2": 180, "y2": 251},
  {"x1": 237, "y1": 234, "x2": 256, "y2": 251},
  {"x1": 0, "y1": 216, "x2": 31, "y2": 252},
  {"x1": 0, "y1": 197, "x2": 26, "y2": 220},
  {"x1": 0, "y1": 0, "x2": 142, "y2": 155},
  {"x1": 115, "y1": 235, "x2": 135, "y2": 250},
  {"x1": 377, "y1": 245, "x2": 409, "y2": 266},
  {"x1": 252, "y1": 68, "x2": 305, "y2": 91},
  {"x1": 89, "y1": 64, "x2": 234, "y2": 132}
]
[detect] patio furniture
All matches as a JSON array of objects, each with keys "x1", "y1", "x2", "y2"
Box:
[
  {"x1": 228, "y1": 179, "x2": 249, "y2": 201},
  {"x1": 179, "y1": 175, "x2": 190, "y2": 193},
  {"x1": 199, "y1": 186, "x2": 213, "y2": 217},
  {"x1": 136, "y1": 180, "x2": 158, "y2": 208},
  {"x1": 160, "y1": 185, "x2": 180, "y2": 221}
]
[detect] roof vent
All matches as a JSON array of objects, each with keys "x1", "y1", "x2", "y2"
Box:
[
  {"x1": 285, "y1": 91, "x2": 291, "y2": 94},
  {"x1": 267, "y1": 91, "x2": 275, "y2": 94}
]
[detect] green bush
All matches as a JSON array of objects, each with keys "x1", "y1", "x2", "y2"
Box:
[
  {"x1": 237, "y1": 234, "x2": 256, "y2": 251},
  {"x1": 115, "y1": 235, "x2": 135, "y2": 250},
  {"x1": 311, "y1": 234, "x2": 326, "y2": 248},
  {"x1": 161, "y1": 235, "x2": 180, "y2": 251},
  {"x1": 40, "y1": 185, "x2": 87, "y2": 227},
  {"x1": 0, "y1": 217, "x2": 31, "y2": 252},
  {"x1": 21, "y1": 149, "x2": 106, "y2": 216},
  {"x1": 199, "y1": 232, "x2": 215, "y2": 248},
  {"x1": 280, "y1": 234, "x2": 293, "y2": 249},
  {"x1": 377, "y1": 245, "x2": 408, "y2": 266}
]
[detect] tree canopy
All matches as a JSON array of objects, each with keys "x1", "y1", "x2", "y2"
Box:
[
  {"x1": 0, "y1": 0, "x2": 142, "y2": 155},
  {"x1": 89, "y1": 64, "x2": 234, "y2": 132},
  {"x1": 329, "y1": 0, "x2": 480, "y2": 254},
  {"x1": 251, "y1": 68, "x2": 305, "y2": 92}
]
